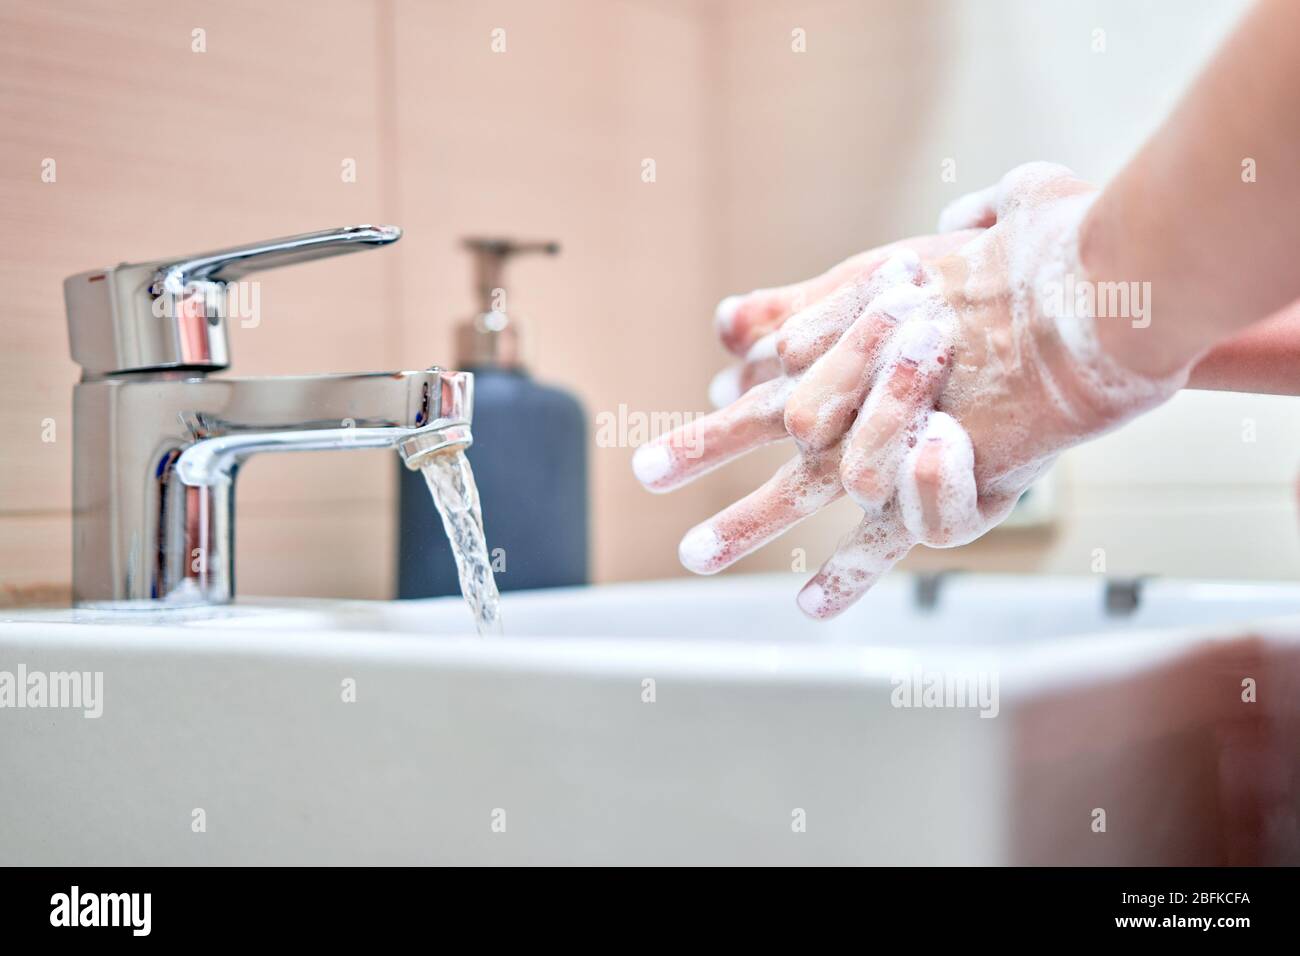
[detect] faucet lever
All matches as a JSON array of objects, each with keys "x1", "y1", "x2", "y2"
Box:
[
  {"x1": 157, "y1": 224, "x2": 401, "y2": 287},
  {"x1": 64, "y1": 224, "x2": 402, "y2": 377}
]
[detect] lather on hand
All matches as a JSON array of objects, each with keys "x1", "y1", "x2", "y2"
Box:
[{"x1": 633, "y1": 163, "x2": 1195, "y2": 619}]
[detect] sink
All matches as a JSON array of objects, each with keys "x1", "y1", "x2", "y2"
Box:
[{"x1": 3, "y1": 574, "x2": 1299, "y2": 865}]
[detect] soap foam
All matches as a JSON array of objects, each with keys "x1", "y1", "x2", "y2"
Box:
[
  {"x1": 632, "y1": 443, "x2": 674, "y2": 487},
  {"x1": 778, "y1": 250, "x2": 924, "y2": 374},
  {"x1": 989, "y1": 171, "x2": 1188, "y2": 426},
  {"x1": 939, "y1": 167, "x2": 1191, "y2": 512},
  {"x1": 683, "y1": 164, "x2": 1196, "y2": 618},
  {"x1": 894, "y1": 317, "x2": 947, "y2": 364},
  {"x1": 841, "y1": 315, "x2": 952, "y2": 513},
  {"x1": 1028, "y1": 199, "x2": 1190, "y2": 418},
  {"x1": 937, "y1": 184, "x2": 998, "y2": 233},
  {"x1": 714, "y1": 294, "x2": 744, "y2": 338},
  {"x1": 797, "y1": 509, "x2": 913, "y2": 619},
  {"x1": 868, "y1": 283, "x2": 933, "y2": 325},
  {"x1": 745, "y1": 331, "x2": 780, "y2": 364},
  {"x1": 898, "y1": 412, "x2": 980, "y2": 547},
  {"x1": 678, "y1": 522, "x2": 723, "y2": 574},
  {"x1": 874, "y1": 248, "x2": 923, "y2": 286},
  {"x1": 708, "y1": 365, "x2": 743, "y2": 409}
]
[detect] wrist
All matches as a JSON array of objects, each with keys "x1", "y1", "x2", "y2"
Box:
[
  {"x1": 1029, "y1": 190, "x2": 1189, "y2": 420},
  {"x1": 1079, "y1": 173, "x2": 1212, "y2": 379}
]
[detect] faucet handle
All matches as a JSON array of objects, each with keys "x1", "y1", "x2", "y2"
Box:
[
  {"x1": 156, "y1": 224, "x2": 401, "y2": 285},
  {"x1": 64, "y1": 225, "x2": 402, "y2": 377}
]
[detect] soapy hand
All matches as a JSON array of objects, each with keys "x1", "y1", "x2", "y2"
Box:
[{"x1": 633, "y1": 163, "x2": 1196, "y2": 619}]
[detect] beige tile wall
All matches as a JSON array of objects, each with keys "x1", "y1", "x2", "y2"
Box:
[
  {"x1": 2, "y1": 0, "x2": 1296, "y2": 605},
  {"x1": 386, "y1": 0, "x2": 728, "y2": 585},
  {"x1": 1, "y1": 0, "x2": 400, "y2": 601},
  {"x1": 0, "y1": 0, "x2": 731, "y2": 601}
]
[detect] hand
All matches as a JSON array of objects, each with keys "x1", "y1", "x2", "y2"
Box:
[{"x1": 634, "y1": 163, "x2": 1195, "y2": 619}]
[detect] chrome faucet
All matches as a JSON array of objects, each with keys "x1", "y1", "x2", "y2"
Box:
[{"x1": 64, "y1": 225, "x2": 473, "y2": 608}]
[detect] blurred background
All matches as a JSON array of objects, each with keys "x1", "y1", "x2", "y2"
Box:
[{"x1": 2, "y1": 0, "x2": 1295, "y2": 604}]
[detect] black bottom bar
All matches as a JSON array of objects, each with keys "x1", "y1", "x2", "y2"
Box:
[{"x1": 0, "y1": 866, "x2": 1287, "y2": 941}]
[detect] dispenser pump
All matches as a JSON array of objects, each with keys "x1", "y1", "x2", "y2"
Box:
[{"x1": 457, "y1": 237, "x2": 560, "y2": 370}]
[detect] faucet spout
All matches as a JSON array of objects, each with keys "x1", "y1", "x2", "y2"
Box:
[
  {"x1": 71, "y1": 367, "x2": 473, "y2": 607},
  {"x1": 174, "y1": 369, "x2": 473, "y2": 486},
  {"x1": 62, "y1": 224, "x2": 464, "y2": 608}
]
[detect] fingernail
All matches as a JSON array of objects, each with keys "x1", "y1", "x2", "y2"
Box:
[
  {"x1": 679, "y1": 523, "x2": 723, "y2": 574},
  {"x1": 632, "y1": 443, "x2": 674, "y2": 487},
  {"x1": 896, "y1": 320, "x2": 945, "y2": 364},
  {"x1": 923, "y1": 410, "x2": 964, "y2": 443},
  {"x1": 743, "y1": 331, "x2": 779, "y2": 364},
  {"x1": 796, "y1": 582, "x2": 826, "y2": 617},
  {"x1": 871, "y1": 284, "x2": 931, "y2": 324},
  {"x1": 877, "y1": 249, "x2": 922, "y2": 285},
  {"x1": 714, "y1": 294, "x2": 745, "y2": 336},
  {"x1": 708, "y1": 366, "x2": 743, "y2": 409}
]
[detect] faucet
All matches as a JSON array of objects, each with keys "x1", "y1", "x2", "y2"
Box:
[{"x1": 63, "y1": 225, "x2": 473, "y2": 608}]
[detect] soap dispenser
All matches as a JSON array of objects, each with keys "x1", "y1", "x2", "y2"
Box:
[{"x1": 398, "y1": 238, "x2": 589, "y2": 598}]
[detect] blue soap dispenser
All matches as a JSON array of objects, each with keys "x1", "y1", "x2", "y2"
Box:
[{"x1": 398, "y1": 238, "x2": 589, "y2": 598}]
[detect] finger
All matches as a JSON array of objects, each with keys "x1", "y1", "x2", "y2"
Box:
[
  {"x1": 784, "y1": 282, "x2": 936, "y2": 452},
  {"x1": 795, "y1": 506, "x2": 914, "y2": 619},
  {"x1": 740, "y1": 356, "x2": 782, "y2": 395},
  {"x1": 707, "y1": 364, "x2": 745, "y2": 409},
  {"x1": 632, "y1": 379, "x2": 790, "y2": 492},
  {"x1": 937, "y1": 183, "x2": 999, "y2": 232},
  {"x1": 714, "y1": 286, "x2": 801, "y2": 359},
  {"x1": 717, "y1": 232, "x2": 982, "y2": 359},
  {"x1": 677, "y1": 448, "x2": 844, "y2": 574},
  {"x1": 992, "y1": 161, "x2": 1080, "y2": 218},
  {"x1": 739, "y1": 333, "x2": 784, "y2": 392},
  {"x1": 840, "y1": 316, "x2": 952, "y2": 512},
  {"x1": 936, "y1": 163, "x2": 1082, "y2": 233},
  {"x1": 979, "y1": 491, "x2": 1022, "y2": 527},
  {"x1": 977, "y1": 458, "x2": 1055, "y2": 525},
  {"x1": 715, "y1": 244, "x2": 921, "y2": 357},
  {"x1": 706, "y1": 332, "x2": 786, "y2": 409},
  {"x1": 898, "y1": 412, "x2": 984, "y2": 547},
  {"x1": 776, "y1": 250, "x2": 924, "y2": 376}
]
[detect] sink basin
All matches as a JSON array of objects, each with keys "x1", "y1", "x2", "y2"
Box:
[{"x1": 3, "y1": 574, "x2": 1299, "y2": 865}]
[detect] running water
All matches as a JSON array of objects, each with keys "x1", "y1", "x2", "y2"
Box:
[{"x1": 419, "y1": 449, "x2": 502, "y2": 636}]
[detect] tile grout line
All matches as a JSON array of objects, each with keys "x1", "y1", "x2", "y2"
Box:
[{"x1": 376, "y1": 0, "x2": 402, "y2": 369}]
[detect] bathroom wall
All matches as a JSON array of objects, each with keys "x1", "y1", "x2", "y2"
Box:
[
  {"x1": 1, "y1": 0, "x2": 1294, "y2": 603},
  {"x1": 0, "y1": 0, "x2": 402, "y2": 603},
  {"x1": 383, "y1": 0, "x2": 727, "y2": 587},
  {"x1": 0, "y1": 0, "x2": 727, "y2": 601}
]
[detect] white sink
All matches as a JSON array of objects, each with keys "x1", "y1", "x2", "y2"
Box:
[{"x1": 3, "y1": 574, "x2": 1299, "y2": 865}]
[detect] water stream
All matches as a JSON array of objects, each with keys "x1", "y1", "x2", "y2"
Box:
[{"x1": 419, "y1": 449, "x2": 503, "y2": 636}]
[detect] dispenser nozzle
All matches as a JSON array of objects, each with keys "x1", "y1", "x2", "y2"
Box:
[
  {"x1": 463, "y1": 237, "x2": 560, "y2": 313},
  {"x1": 457, "y1": 237, "x2": 560, "y2": 369}
]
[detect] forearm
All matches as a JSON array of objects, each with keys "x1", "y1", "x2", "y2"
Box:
[
  {"x1": 1186, "y1": 300, "x2": 1300, "y2": 395},
  {"x1": 1082, "y1": 0, "x2": 1300, "y2": 377}
]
